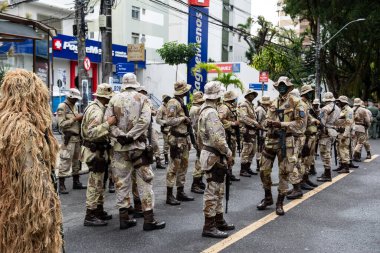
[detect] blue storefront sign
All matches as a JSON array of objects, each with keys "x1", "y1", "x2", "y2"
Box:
[
  {"x1": 249, "y1": 83, "x2": 268, "y2": 91},
  {"x1": 115, "y1": 63, "x2": 135, "y2": 74},
  {"x1": 187, "y1": 6, "x2": 209, "y2": 92}
]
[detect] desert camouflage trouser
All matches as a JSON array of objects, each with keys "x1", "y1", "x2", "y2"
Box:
[
  {"x1": 289, "y1": 135, "x2": 306, "y2": 185},
  {"x1": 241, "y1": 135, "x2": 257, "y2": 164},
  {"x1": 337, "y1": 135, "x2": 350, "y2": 164},
  {"x1": 319, "y1": 135, "x2": 334, "y2": 170},
  {"x1": 300, "y1": 134, "x2": 317, "y2": 175},
  {"x1": 192, "y1": 156, "x2": 203, "y2": 178},
  {"x1": 227, "y1": 135, "x2": 238, "y2": 175},
  {"x1": 363, "y1": 131, "x2": 371, "y2": 153},
  {"x1": 167, "y1": 136, "x2": 189, "y2": 187},
  {"x1": 86, "y1": 171, "x2": 105, "y2": 210},
  {"x1": 260, "y1": 136, "x2": 297, "y2": 195},
  {"x1": 152, "y1": 129, "x2": 161, "y2": 158},
  {"x1": 162, "y1": 132, "x2": 169, "y2": 155},
  {"x1": 353, "y1": 131, "x2": 367, "y2": 154},
  {"x1": 58, "y1": 141, "x2": 81, "y2": 177},
  {"x1": 111, "y1": 150, "x2": 155, "y2": 210},
  {"x1": 203, "y1": 173, "x2": 224, "y2": 217}
]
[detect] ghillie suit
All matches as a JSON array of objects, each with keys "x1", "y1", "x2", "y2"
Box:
[{"x1": 0, "y1": 69, "x2": 63, "y2": 253}]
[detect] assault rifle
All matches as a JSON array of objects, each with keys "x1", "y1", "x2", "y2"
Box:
[
  {"x1": 276, "y1": 104, "x2": 286, "y2": 158},
  {"x1": 177, "y1": 98, "x2": 199, "y2": 155},
  {"x1": 232, "y1": 125, "x2": 241, "y2": 156}
]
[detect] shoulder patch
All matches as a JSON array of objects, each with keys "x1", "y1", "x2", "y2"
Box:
[{"x1": 299, "y1": 111, "x2": 305, "y2": 118}]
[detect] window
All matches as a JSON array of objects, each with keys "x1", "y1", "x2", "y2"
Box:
[
  {"x1": 132, "y1": 6, "x2": 140, "y2": 20},
  {"x1": 37, "y1": 14, "x2": 63, "y2": 34},
  {"x1": 131, "y1": 33, "x2": 140, "y2": 44},
  {"x1": 142, "y1": 8, "x2": 146, "y2": 15}
]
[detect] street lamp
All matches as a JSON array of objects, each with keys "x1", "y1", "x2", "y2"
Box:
[{"x1": 315, "y1": 18, "x2": 366, "y2": 100}]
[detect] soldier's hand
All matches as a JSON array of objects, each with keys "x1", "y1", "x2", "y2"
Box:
[
  {"x1": 233, "y1": 120, "x2": 240, "y2": 126},
  {"x1": 117, "y1": 136, "x2": 134, "y2": 146},
  {"x1": 227, "y1": 156, "x2": 234, "y2": 166},
  {"x1": 183, "y1": 117, "x2": 191, "y2": 125},
  {"x1": 271, "y1": 121, "x2": 281, "y2": 128},
  {"x1": 107, "y1": 116, "x2": 117, "y2": 126},
  {"x1": 75, "y1": 114, "x2": 83, "y2": 122}
]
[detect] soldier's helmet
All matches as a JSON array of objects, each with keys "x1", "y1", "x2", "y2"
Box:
[
  {"x1": 336, "y1": 95, "x2": 349, "y2": 104},
  {"x1": 174, "y1": 80, "x2": 192, "y2": 96},
  {"x1": 354, "y1": 98, "x2": 362, "y2": 106},
  {"x1": 93, "y1": 83, "x2": 114, "y2": 99},
  {"x1": 300, "y1": 84, "x2": 314, "y2": 95},
  {"x1": 122, "y1": 73, "x2": 140, "y2": 89},
  {"x1": 66, "y1": 88, "x2": 82, "y2": 100},
  {"x1": 289, "y1": 88, "x2": 300, "y2": 98},
  {"x1": 244, "y1": 89, "x2": 258, "y2": 98},
  {"x1": 312, "y1": 99, "x2": 320, "y2": 105},
  {"x1": 137, "y1": 86, "x2": 148, "y2": 94},
  {"x1": 273, "y1": 76, "x2": 293, "y2": 88},
  {"x1": 193, "y1": 91, "x2": 205, "y2": 103},
  {"x1": 323, "y1": 92, "x2": 335, "y2": 102},
  {"x1": 260, "y1": 96, "x2": 271, "y2": 105},
  {"x1": 162, "y1": 94, "x2": 170, "y2": 102},
  {"x1": 203, "y1": 81, "x2": 224, "y2": 100},
  {"x1": 223, "y1": 90, "x2": 238, "y2": 101}
]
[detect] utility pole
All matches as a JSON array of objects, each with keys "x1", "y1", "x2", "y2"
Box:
[
  {"x1": 315, "y1": 17, "x2": 321, "y2": 102},
  {"x1": 75, "y1": 0, "x2": 89, "y2": 110},
  {"x1": 100, "y1": 0, "x2": 113, "y2": 83}
]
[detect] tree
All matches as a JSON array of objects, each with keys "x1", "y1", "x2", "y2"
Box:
[
  {"x1": 192, "y1": 62, "x2": 221, "y2": 76},
  {"x1": 213, "y1": 73, "x2": 244, "y2": 92},
  {"x1": 156, "y1": 41, "x2": 198, "y2": 81}
]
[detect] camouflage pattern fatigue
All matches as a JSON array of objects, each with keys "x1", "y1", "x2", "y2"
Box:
[
  {"x1": 104, "y1": 87, "x2": 154, "y2": 210},
  {"x1": 218, "y1": 102, "x2": 238, "y2": 160},
  {"x1": 190, "y1": 103, "x2": 203, "y2": 178},
  {"x1": 302, "y1": 135, "x2": 317, "y2": 174},
  {"x1": 57, "y1": 100, "x2": 82, "y2": 177},
  {"x1": 319, "y1": 102, "x2": 341, "y2": 169},
  {"x1": 363, "y1": 108, "x2": 372, "y2": 153},
  {"x1": 166, "y1": 96, "x2": 191, "y2": 187},
  {"x1": 156, "y1": 103, "x2": 170, "y2": 155},
  {"x1": 81, "y1": 99, "x2": 111, "y2": 210},
  {"x1": 255, "y1": 105, "x2": 267, "y2": 162},
  {"x1": 335, "y1": 105, "x2": 354, "y2": 164},
  {"x1": 198, "y1": 101, "x2": 232, "y2": 217},
  {"x1": 238, "y1": 99, "x2": 260, "y2": 164},
  {"x1": 152, "y1": 128, "x2": 160, "y2": 157},
  {"x1": 367, "y1": 105, "x2": 378, "y2": 139},
  {"x1": 260, "y1": 93, "x2": 306, "y2": 195},
  {"x1": 353, "y1": 105, "x2": 371, "y2": 154}
]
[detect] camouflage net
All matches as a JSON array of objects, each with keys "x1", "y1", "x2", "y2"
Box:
[{"x1": 0, "y1": 69, "x2": 62, "y2": 252}]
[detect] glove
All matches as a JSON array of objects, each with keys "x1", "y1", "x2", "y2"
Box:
[{"x1": 117, "y1": 136, "x2": 134, "y2": 146}]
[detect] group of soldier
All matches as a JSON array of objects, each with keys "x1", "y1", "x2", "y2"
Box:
[{"x1": 55, "y1": 72, "x2": 375, "y2": 239}]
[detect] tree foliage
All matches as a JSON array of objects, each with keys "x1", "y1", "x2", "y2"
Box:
[{"x1": 213, "y1": 73, "x2": 244, "y2": 92}]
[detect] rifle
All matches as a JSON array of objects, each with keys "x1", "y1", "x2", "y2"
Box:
[
  {"x1": 333, "y1": 140, "x2": 338, "y2": 166},
  {"x1": 232, "y1": 125, "x2": 241, "y2": 156},
  {"x1": 276, "y1": 100, "x2": 286, "y2": 158},
  {"x1": 177, "y1": 98, "x2": 199, "y2": 153},
  {"x1": 225, "y1": 157, "x2": 230, "y2": 214}
]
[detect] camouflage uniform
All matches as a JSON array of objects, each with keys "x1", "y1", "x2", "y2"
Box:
[
  {"x1": 238, "y1": 89, "x2": 261, "y2": 177},
  {"x1": 156, "y1": 95, "x2": 171, "y2": 164},
  {"x1": 255, "y1": 97, "x2": 271, "y2": 171},
  {"x1": 199, "y1": 81, "x2": 234, "y2": 239},
  {"x1": 317, "y1": 92, "x2": 341, "y2": 182},
  {"x1": 367, "y1": 102, "x2": 378, "y2": 139},
  {"x1": 363, "y1": 106, "x2": 372, "y2": 156},
  {"x1": 352, "y1": 98, "x2": 371, "y2": 161}
]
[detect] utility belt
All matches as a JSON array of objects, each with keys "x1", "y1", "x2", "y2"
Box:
[
  {"x1": 203, "y1": 146, "x2": 227, "y2": 184},
  {"x1": 124, "y1": 146, "x2": 154, "y2": 169},
  {"x1": 82, "y1": 140, "x2": 111, "y2": 153},
  {"x1": 170, "y1": 130, "x2": 189, "y2": 138},
  {"x1": 63, "y1": 132, "x2": 79, "y2": 145}
]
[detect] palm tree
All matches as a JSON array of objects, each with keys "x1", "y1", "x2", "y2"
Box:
[
  {"x1": 213, "y1": 73, "x2": 244, "y2": 92},
  {"x1": 192, "y1": 62, "x2": 222, "y2": 76}
]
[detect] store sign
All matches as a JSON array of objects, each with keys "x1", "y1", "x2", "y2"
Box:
[
  {"x1": 208, "y1": 63, "x2": 240, "y2": 73},
  {"x1": 249, "y1": 83, "x2": 268, "y2": 91},
  {"x1": 116, "y1": 63, "x2": 135, "y2": 75},
  {"x1": 188, "y1": 0, "x2": 210, "y2": 7},
  {"x1": 187, "y1": 6, "x2": 209, "y2": 92},
  {"x1": 127, "y1": 44, "x2": 145, "y2": 62}
]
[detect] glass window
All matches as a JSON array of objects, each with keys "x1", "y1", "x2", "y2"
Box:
[
  {"x1": 132, "y1": 6, "x2": 140, "y2": 20},
  {"x1": 131, "y1": 33, "x2": 140, "y2": 44}
]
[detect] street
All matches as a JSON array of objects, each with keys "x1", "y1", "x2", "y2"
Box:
[{"x1": 60, "y1": 138, "x2": 380, "y2": 253}]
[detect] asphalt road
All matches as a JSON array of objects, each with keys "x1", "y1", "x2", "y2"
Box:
[{"x1": 59, "y1": 137, "x2": 380, "y2": 253}]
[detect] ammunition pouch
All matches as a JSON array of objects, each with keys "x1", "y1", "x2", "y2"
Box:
[
  {"x1": 207, "y1": 163, "x2": 227, "y2": 183},
  {"x1": 169, "y1": 144, "x2": 180, "y2": 159},
  {"x1": 63, "y1": 132, "x2": 79, "y2": 146},
  {"x1": 243, "y1": 131, "x2": 256, "y2": 142},
  {"x1": 301, "y1": 144, "x2": 311, "y2": 157},
  {"x1": 87, "y1": 156, "x2": 108, "y2": 173},
  {"x1": 141, "y1": 145, "x2": 154, "y2": 166}
]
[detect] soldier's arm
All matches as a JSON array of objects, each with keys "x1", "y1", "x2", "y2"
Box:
[
  {"x1": 166, "y1": 100, "x2": 186, "y2": 126},
  {"x1": 126, "y1": 98, "x2": 151, "y2": 139},
  {"x1": 104, "y1": 98, "x2": 127, "y2": 137},
  {"x1": 85, "y1": 107, "x2": 110, "y2": 141},
  {"x1": 207, "y1": 110, "x2": 232, "y2": 157},
  {"x1": 238, "y1": 104, "x2": 260, "y2": 128},
  {"x1": 217, "y1": 105, "x2": 233, "y2": 130},
  {"x1": 57, "y1": 104, "x2": 75, "y2": 129},
  {"x1": 156, "y1": 106, "x2": 166, "y2": 126},
  {"x1": 343, "y1": 110, "x2": 354, "y2": 137}
]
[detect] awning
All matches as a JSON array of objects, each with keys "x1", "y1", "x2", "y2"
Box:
[{"x1": 0, "y1": 20, "x2": 42, "y2": 41}]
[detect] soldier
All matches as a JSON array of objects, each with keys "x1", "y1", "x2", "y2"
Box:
[
  {"x1": 255, "y1": 96, "x2": 271, "y2": 172},
  {"x1": 156, "y1": 94, "x2": 171, "y2": 165},
  {"x1": 352, "y1": 98, "x2": 371, "y2": 162},
  {"x1": 362, "y1": 101, "x2": 373, "y2": 160},
  {"x1": 367, "y1": 100, "x2": 378, "y2": 139},
  {"x1": 104, "y1": 73, "x2": 165, "y2": 231},
  {"x1": 57, "y1": 88, "x2": 87, "y2": 194},
  {"x1": 189, "y1": 91, "x2": 206, "y2": 194},
  {"x1": 166, "y1": 81, "x2": 195, "y2": 205},
  {"x1": 317, "y1": 92, "x2": 341, "y2": 182},
  {"x1": 218, "y1": 90, "x2": 241, "y2": 181},
  {"x1": 257, "y1": 76, "x2": 305, "y2": 216},
  {"x1": 310, "y1": 99, "x2": 321, "y2": 175},
  {"x1": 198, "y1": 81, "x2": 235, "y2": 238},
  {"x1": 81, "y1": 83, "x2": 115, "y2": 226},
  {"x1": 333, "y1": 96, "x2": 354, "y2": 173},
  {"x1": 377, "y1": 103, "x2": 380, "y2": 138},
  {"x1": 238, "y1": 89, "x2": 261, "y2": 177},
  {"x1": 137, "y1": 86, "x2": 166, "y2": 169}
]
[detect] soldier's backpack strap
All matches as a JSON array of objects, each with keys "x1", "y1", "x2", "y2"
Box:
[{"x1": 64, "y1": 102, "x2": 77, "y2": 117}]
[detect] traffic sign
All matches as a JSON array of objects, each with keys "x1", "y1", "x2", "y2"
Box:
[
  {"x1": 84, "y1": 57, "x2": 91, "y2": 71},
  {"x1": 249, "y1": 83, "x2": 268, "y2": 91},
  {"x1": 259, "y1": 71, "x2": 269, "y2": 82}
]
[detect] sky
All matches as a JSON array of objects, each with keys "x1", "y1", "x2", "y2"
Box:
[{"x1": 251, "y1": 0, "x2": 279, "y2": 25}]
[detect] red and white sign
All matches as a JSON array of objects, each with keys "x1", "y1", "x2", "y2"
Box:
[
  {"x1": 209, "y1": 63, "x2": 233, "y2": 73},
  {"x1": 188, "y1": 0, "x2": 210, "y2": 7},
  {"x1": 83, "y1": 57, "x2": 91, "y2": 71},
  {"x1": 259, "y1": 71, "x2": 269, "y2": 83},
  {"x1": 53, "y1": 39, "x2": 63, "y2": 51}
]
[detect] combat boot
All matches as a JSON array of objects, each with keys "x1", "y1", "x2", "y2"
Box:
[
  {"x1": 59, "y1": 178, "x2": 69, "y2": 194},
  {"x1": 166, "y1": 187, "x2": 180, "y2": 205},
  {"x1": 215, "y1": 213, "x2": 235, "y2": 231},
  {"x1": 333, "y1": 163, "x2": 343, "y2": 172},
  {"x1": 84, "y1": 209, "x2": 107, "y2": 226},
  {"x1": 349, "y1": 160, "x2": 359, "y2": 168},
  {"x1": 287, "y1": 183, "x2": 303, "y2": 200},
  {"x1": 304, "y1": 174, "x2": 318, "y2": 188},
  {"x1": 133, "y1": 199, "x2": 144, "y2": 218},
  {"x1": 276, "y1": 194, "x2": 285, "y2": 216},
  {"x1": 191, "y1": 177, "x2": 205, "y2": 194},
  {"x1": 202, "y1": 216, "x2": 228, "y2": 238},
  {"x1": 353, "y1": 152, "x2": 362, "y2": 162},
  {"x1": 108, "y1": 179, "x2": 115, "y2": 193},
  {"x1": 73, "y1": 175, "x2": 87, "y2": 189},
  {"x1": 143, "y1": 210, "x2": 166, "y2": 231},
  {"x1": 317, "y1": 168, "x2": 332, "y2": 182},
  {"x1": 230, "y1": 174, "x2": 240, "y2": 181},
  {"x1": 246, "y1": 162, "x2": 258, "y2": 175},
  {"x1": 164, "y1": 154, "x2": 169, "y2": 165},
  {"x1": 309, "y1": 165, "x2": 317, "y2": 175},
  {"x1": 366, "y1": 151, "x2": 372, "y2": 160},
  {"x1": 257, "y1": 189, "x2": 273, "y2": 210},
  {"x1": 256, "y1": 159, "x2": 260, "y2": 172},
  {"x1": 240, "y1": 163, "x2": 251, "y2": 177},
  {"x1": 96, "y1": 205, "x2": 112, "y2": 220},
  {"x1": 176, "y1": 186, "x2": 194, "y2": 201},
  {"x1": 119, "y1": 208, "x2": 137, "y2": 230},
  {"x1": 199, "y1": 177, "x2": 206, "y2": 190},
  {"x1": 155, "y1": 157, "x2": 166, "y2": 169},
  {"x1": 338, "y1": 163, "x2": 350, "y2": 174},
  {"x1": 300, "y1": 175, "x2": 315, "y2": 191}
]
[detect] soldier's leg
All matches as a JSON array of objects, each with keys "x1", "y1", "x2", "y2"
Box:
[
  {"x1": 166, "y1": 143, "x2": 181, "y2": 205},
  {"x1": 337, "y1": 137, "x2": 351, "y2": 173},
  {"x1": 163, "y1": 133, "x2": 170, "y2": 164},
  {"x1": 317, "y1": 137, "x2": 332, "y2": 182},
  {"x1": 72, "y1": 142, "x2": 87, "y2": 189},
  {"x1": 246, "y1": 139, "x2": 257, "y2": 175},
  {"x1": 240, "y1": 141, "x2": 255, "y2": 177},
  {"x1": 257, "y1": 146, "x2": 276, "y2": 210},
  {"x1": 152, "y1": 130, "x2": 165, "y2": 169},
  {"x1": 131, "y1": 170, "x2": 143, "y2": 218},
  {"x1": 301, "y1": 136, "x2": 318, "y2": 188},
  {"x1": 283, "y1": 137, "x2": 302, "y2": 200},
  {"x1": 84, "y1": 170, "x2": 107, "y2": 226},
  {"x1": 288, "y1": 136, "x2": 304, "y2": 187},
  {"x1": 191, "y1": 155, "x2": 205, "y2": 194},
  {"x1": 215, "y1": 181, "x2": 235, "y2": 232},
  {"x1": 58, "y1": 142, "x2": 75, "y2": 178},
  {"x1": 228, "y1": 138, "x2": 240, "y2": 181},
  {"x1": 177, "y1": 146, "x2": 194, "y2": 201}
]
